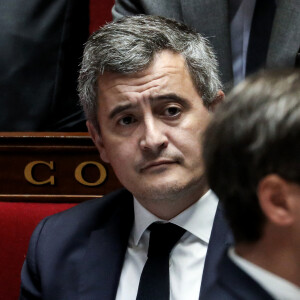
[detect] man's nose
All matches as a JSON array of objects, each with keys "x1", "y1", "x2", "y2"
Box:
[{"x1": 139, "y1": 117, "x2": 168, "y2": 152}]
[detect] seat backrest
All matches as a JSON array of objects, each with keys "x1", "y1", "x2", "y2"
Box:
[{"x1": 0, "y1": 202, "x2": 77, "y2": 300}]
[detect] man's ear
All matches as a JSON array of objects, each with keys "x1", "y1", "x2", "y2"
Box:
[
  {"x1": 86, "y1": 120, "x2": 110, "y2": 163},
  {"x1": 208, "y1": 90, "x2": 225, "y2": 112},
  {"x1": 258, "y1": 175, "x2": 294, "y2": 226}
]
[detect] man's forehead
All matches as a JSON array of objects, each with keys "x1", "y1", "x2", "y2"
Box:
[
  {"x1": 97, "y1": 51, "x2": 188, "y2": 91},
  {"x1": 95, "y1": 50, "x2": 202, "y2": 119}
]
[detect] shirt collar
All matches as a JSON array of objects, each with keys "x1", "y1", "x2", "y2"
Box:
[
  {"x1": 229, "y1": 247, "x2": 300, "y2": 300},
  {"x1": 132, "y1": 190, "x2": 218, "y2": 246}
]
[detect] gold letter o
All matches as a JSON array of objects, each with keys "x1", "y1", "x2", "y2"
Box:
[{"x1": 74, "y1": 161, "x2": 107, "y2": 186}]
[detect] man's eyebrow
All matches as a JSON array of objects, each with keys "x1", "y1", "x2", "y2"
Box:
[
  {"x1": 150, "y1": 93, "x2": 189, "y2": 107},
  {"x1": 108, "y1": 93, "x2": 189, "y2": 119},
  {"x1": 109, "y1": 103, "x2": 133, "y2": 119}
]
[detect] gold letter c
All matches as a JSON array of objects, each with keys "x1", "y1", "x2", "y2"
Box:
[{"x1": 24, "y1": 161, "x2": 55, "y2": 185}]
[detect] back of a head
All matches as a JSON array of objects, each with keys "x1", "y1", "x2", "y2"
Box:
[
  {"x1": 203, "y1": 69, "x2": 300, "y2": 243},
  {"x1": 78, "y1": 15, "x2": 222, "y2": 129}
]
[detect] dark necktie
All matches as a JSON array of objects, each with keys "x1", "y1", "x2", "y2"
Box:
[
  {"x1": 136, "y1": 223, "x2": 186, "y2": 300},
  {"x1": 246, "y1": 0, "x2": 276, "y2": 75}
]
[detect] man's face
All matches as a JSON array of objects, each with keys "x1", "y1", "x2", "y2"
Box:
[{"x1": 89, "y1": 51, "x2": 221, "y2": 208}]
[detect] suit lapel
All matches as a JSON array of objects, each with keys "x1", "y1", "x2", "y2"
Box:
[
  {"x1": 199, "y1": 203, "x2": 233, "y2": 298},
  {"x1": 267, "y1": 0, "x2": 300, "y2": 67},
  {"x1": 78, "y1": 190, "x2": 134, "y2": 300},
  {"x1": 180, "y1": 0, "x2": 233, "y2": 89}
]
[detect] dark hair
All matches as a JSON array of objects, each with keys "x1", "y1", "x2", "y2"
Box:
[
  {"x1": 203, "y1": 69, "x2": 300, "y2": 243},
  {"x1": 78, "y1": 15, "x2": 221, "y2": 130}
]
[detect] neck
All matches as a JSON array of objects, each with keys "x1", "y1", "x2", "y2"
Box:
[{"x1": 236, "y1": 227, "x2": 300, "y2": 287}]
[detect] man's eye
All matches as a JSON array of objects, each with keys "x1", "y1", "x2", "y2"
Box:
[
  {"x1": 118, "y1": 116, "x2": 136, "y2": 125},
  {"x1": 164, "y1": 106, "x2": 181, "y2": 117}
]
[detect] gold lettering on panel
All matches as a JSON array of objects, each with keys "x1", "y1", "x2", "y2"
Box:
[
  {"x1": 24, "y1": 161, "x2": 55, "y2": 185},
  {"x1": 74, "y1": 161, "x2": 107, "y2": 186}
]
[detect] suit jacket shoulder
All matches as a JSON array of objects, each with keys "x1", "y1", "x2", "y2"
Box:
[
  {"x1": 20, "y1": 189, "x2": 134, "y2": 300},
  {"x1": 202, "y1": 251, "x2": 275, "y2": 300}
]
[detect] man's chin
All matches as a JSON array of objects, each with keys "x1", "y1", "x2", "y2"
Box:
[{"x1": 133, "y1": 181, "x2": 188, "y2": 202}]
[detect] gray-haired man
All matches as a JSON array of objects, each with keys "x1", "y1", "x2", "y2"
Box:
[{"x1": 20, "y1": 15, "x2": 230, "y2": 300}]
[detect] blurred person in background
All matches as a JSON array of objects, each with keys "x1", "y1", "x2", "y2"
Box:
[
  {"x1": 202, "y1": 69, "x2": 300, "y2": 300},
  {"x1": 113, "y1": 0, "x2": 300, "y2": 90},
  {"x1": 0, "y1": 0, "x2": 89, "y2": 131}
]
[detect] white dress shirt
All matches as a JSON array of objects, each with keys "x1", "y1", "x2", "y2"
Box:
[
  {"x1": 230, "y1": 0, "x2": 256, "y2": 85},
  {"x1": 229, "y1": 248, "x2": 300, "y2": 300},
  {"x1": 115, "y1": 190, "x2": 218, "y2": 300}
]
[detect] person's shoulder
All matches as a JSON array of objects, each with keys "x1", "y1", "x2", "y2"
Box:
[
  {"x1": 56, "y1": 188, "x2": 132, "y2": 215},
  {"x1": 39, "y1": 188, "x2": 133, "y2": 234},
  {"x1": 21, "y1": 189, "x2": 134, "y2": 297}
]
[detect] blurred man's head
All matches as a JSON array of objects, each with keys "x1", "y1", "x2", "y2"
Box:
[{"x1": 203, "y1": 69, "x2": 300, "y2": 244}]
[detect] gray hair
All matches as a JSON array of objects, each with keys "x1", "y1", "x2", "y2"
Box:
[
  {"x1": 203, "y1": 69, "x2": 300, "y2": 243},
  {"x1": 78, "y1": 15, "x2": 222, "y2": 129}
]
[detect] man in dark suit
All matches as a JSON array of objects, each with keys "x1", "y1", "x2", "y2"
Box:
[
  {"x1": 20, "y1": 16, "x2": 231, "y2": 299},
  {"x1": 0, "y1": 0, "x2": 89, "y2": 131},
  {"x1": 112, "y1": 0, "x2": 300, "y2": 90},
  {"x1": 202, "y1": 69, "x2": 300, "y2": 299}
]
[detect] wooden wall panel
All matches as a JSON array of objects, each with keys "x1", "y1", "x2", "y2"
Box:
[{"x1": 0, "y1": 133, "x2": 123, "y2": 202}]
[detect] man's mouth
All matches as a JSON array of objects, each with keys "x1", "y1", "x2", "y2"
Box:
[{"x1": 140, "y1": 159, "x2": 177, "y2": 172}]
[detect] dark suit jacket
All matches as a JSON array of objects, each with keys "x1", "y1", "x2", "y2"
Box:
[
  {"x1": 20, "y1": 189, "x2": 232, "y2": 300},
  {"x1": 201, "y1": 251, "x2": 275, "y2": 300},
  {"x1": 0, "y1": 0, "x2": 89, "y2": 131},
  {"x1": 112, "y1": 0, "x2": 300, "y2": 90}
]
